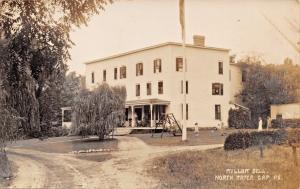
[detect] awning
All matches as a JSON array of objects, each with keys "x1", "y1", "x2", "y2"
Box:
[
  {"x1": 230, "y1": 103, "x2": 250, "y2": 111},
  {"x1": 126, "y1": 98, "x2": 170, "y2": 107}
]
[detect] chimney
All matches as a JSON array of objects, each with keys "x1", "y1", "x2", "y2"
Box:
[{"x1": 193, "y1": 35, "x2": 205, "y2": 47}]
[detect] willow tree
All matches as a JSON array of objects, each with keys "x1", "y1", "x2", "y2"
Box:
[
  {"x1": 0, "y1": 53, "x2": 21, "y2": 178},
  {"x1": 0, "y1": 0, "x2": 112, "y2": 136},
  {"x1": 73, "y1": 83, "x2": 126, "y2": 140}
]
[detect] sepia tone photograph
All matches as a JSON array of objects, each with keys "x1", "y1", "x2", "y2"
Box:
[{"x1": 0, "y1": 0, "x2": 300, "y2": 188}]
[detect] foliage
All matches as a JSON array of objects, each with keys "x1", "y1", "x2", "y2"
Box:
[
  {"x1": 224, "y1": 130, "x2": 287, "y2": 151},
  {"x1": 228, "y1": 108, "x2": 252, "y2": 129},
  {"x1": 287, "y1": 128, "x2": 300, "y2": 143},
  {"x1": 271, "y1": 119, "x2": 300, "y2": 129},
  {"x1": 238, "y1": 56, "x2": 300, "y2": 126},
  {"x1": 48, "y1": 127, "x2": 70, "y2": 137},
  {"x1": 224, "y1": 132, "x2": 251, "y2": 150},
  {"x1": 38, "y1": 71, "x2": 81, "y2": 135},
  {"x1": 73, "y1": 83, "x2": 126, "y2": 140},
  {"x1": 0, "y1": 49, "x2": 21, "y2": 151},
  {"x1": 61, "y1": 72, "x2": 81, "y2": 107},
  {"x1": 38, "y1": 73, "x2": 65, "y2": 134},
  {"x1": 0, "y1": 0, "x2": 112, "y2": 137}
]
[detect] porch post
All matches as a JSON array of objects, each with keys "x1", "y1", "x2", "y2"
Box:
[
  {"x1": 131, "y1": 105, "x2": 135, "y2": 127},
  {"x1": 150, "y1": 104, "x2": 153, "y2": 127},
  {"x1": 142, "y1": 106, "x2": 145, "y2": 120},
  {"x1": 153, "y1": 105, "x2": 156, "y2": 123}
]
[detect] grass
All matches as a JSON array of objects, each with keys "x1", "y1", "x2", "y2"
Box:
[
  {"x1": 132, "y1": 130, "x2": 235, "y2": 146},
  {"x1": 20, "y1": 137, "x2": 118, "y2": 154},
  {"x1": 149, "y1": 145, "x2": 300, "y2": 189}
]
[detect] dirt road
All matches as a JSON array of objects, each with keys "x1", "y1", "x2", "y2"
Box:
[{"x1": 6, "y1": 136, "x2": 222, "y2": 189}]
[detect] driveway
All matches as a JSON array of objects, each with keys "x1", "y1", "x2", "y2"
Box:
[{"x1": 6, "y1": 136, "x2": 223, "y2": 189}]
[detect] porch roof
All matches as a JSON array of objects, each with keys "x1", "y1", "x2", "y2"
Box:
[{"x1": 125, "y1": 98, "x2": 170, "y2": 106}]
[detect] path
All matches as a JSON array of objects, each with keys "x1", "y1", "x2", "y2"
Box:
[{"x1": 5, "y1": 136, "x2": 223, "y2": 189}]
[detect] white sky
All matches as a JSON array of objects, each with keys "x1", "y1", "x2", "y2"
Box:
[{"x1": 68, "y1": 0, "x2": 300, "y2": 75}]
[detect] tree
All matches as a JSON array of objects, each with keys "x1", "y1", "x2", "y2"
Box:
[
  {"x1": 0, "y1": 52, "x2": 21, "y2": 178},
  {"x1": 0, "y1": 0, "x2": 112, "y2": 136},
  {"x1": 61, "y1": 72, "x2": 81, "y2": 108},
  {"x1": 238, "y1": 56, "x2": 298, "y2": 127},
  {"x1": 73, "y1": 83, "x2": 126, "y2": 140}
]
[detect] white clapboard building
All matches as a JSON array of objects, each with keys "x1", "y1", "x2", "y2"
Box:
[{"x1": 85, "y1": 35, "x2": 234, "y2": 128}]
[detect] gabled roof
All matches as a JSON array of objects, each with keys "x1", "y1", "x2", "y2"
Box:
[{"x1": 85, "y1": 42, "x2": 230, "y2": 65}]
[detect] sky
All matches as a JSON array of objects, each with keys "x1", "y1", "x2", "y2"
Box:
[{"x1": 68, "y1": 0, "x2": 300, "y2": 75}]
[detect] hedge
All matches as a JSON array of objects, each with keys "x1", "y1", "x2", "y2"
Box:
[
  {"x1": 287, "y1": 128, "x2": 300, "y2": 143},
  {"x1": 271, "y1": 119, "x2": 300, "y2": 129},
  {"x1": 228, "y1": 108, "x2": 253, "y2": 129},
  {"x1": 224, "y1": 129, "x2": 287, "y2": 150}
]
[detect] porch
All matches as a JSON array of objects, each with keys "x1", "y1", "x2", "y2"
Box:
[{"x1": 124, "y1": 98, "x2": 170, "y2": 127}]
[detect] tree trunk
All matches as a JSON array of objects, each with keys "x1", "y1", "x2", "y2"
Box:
[{"x1": 0, "y1": 151, "x2": 12, "y2": 178}]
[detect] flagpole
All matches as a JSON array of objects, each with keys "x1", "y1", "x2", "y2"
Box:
[{"x1": 179, "y1": 0, "x2": 187, "y2": 141}]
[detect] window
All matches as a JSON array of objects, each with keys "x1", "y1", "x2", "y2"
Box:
[
  {"x1": 103, "y1": 70, "x2": 106, "y2": 82},
  {"x1": 212, "y1": 83, "x2": 223, "y2": 95},
  {"x1": 120, "y1": 66, "x2": 126, "y2": 79},
  {"x1": 218, "y1": 61, "x2": 223, "y2": 74},
  {"x1": 136, "y1": 84, "x2": 140, "y2": 96},
  {"x1": 176, "y1": 57, "x2": 183, "y2": 72},
  {"x1": 158, "y1": 81, "x2": 163, "y2": 94},
  {"x1": 63, "y1": 110, "x2": 72, "y2": 122},
  {"x1": 186, "y1": 81, "x2": 188, "y2": 94},
  {"x1": 186, "y1": 104, "x2": 189, "y2": 120},
  {"x1": 215, "y1": 105, "x2": 221, "y2": 120},
  {"x1": 114, "y1": 68, "x2": 118, "y2": 80},
  {"x1": 136, "y1": 63, "x2": 143, "y2": 76},
  {"x1": 181, "y1": 80, "x2": 188, "y2": 94},
  {"x1": 242, "y1": 70, "x2": 247, "y2": 82},
  {"x1": 181, "y1": 103, "x2": 189, "y2": 120},
  {"x1": 147, "y1": 83, "x2": 152, "y2": 95},
  {"x1": 154, "y1": 59, "x2": 162, "y2": 73},
  {"x1": 91, "y1": 72, "x2": 95, "y2": 83}
]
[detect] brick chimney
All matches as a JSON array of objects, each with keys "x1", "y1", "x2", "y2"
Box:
[{"x1": 193, "y1": 35, "x2": 205, "y2": 47}]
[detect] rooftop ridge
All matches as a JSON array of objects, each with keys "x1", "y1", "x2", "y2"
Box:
[{"x1": 84, "y1": 42, "x2": 230, "y2": 64}]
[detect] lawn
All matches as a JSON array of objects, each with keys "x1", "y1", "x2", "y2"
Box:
[
  {"x1": 12, "y1": 136, "x2": 119, "y2": 154},
  {"x1": 148, "y1": 145, "x2": 300, "y2": 189},
  {"x1": 132, "y1": 130, "x2": 236, "y2": 146}
]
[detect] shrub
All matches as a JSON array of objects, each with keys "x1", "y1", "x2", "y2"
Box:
[
  {"x1": 224, "y1": 132, "x2": 251, "y2": 150},
  {"x1": 224, "y1": 129, "x2": 287, "y2": 150},
  {"x1": 228, "y1": 108, "x2": 252, "y2": 129},
  {"x1": 271, "y1": 119, "x2": 300, "y2": 129},
  {"x1": 47, "y1": 127, "x2": 70, "y2": 137},
  {"x1": 287, "y1": 128, "x2": 300, "y2": 143}
]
